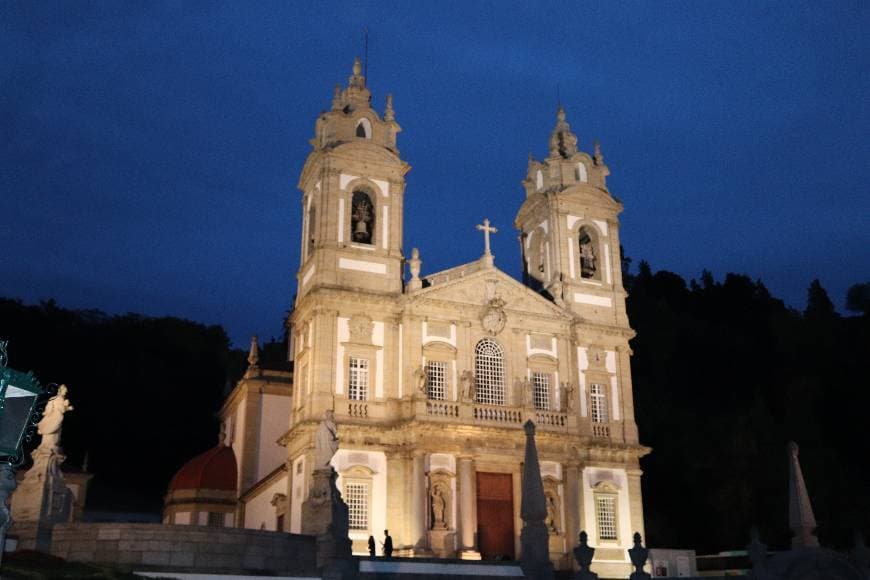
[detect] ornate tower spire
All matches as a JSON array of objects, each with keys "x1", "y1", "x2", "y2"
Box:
[
  {"x1": 788, "y1": 441, "x2": 819, "y2": 548},
  {"x1": 548, "y1": 106, "x2": 578, "y2": 158}
]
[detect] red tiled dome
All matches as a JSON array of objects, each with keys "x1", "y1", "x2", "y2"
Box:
[{"x1": 169, "y1": 445, "x2": 237, "y2": 492}]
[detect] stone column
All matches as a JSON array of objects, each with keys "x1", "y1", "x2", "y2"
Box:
[
  {"x1": 409, "y1": 452, "x2": 428, "y2": 553},
  {"x1": 564, "y1": 463, "x2": 581, "y2": 563},
  {"x1": 626, "y1": 469, "x2": 645, "y2": 543},
  {"x1": 458, "y1": 456, "x2": 480, "y2": 559}
]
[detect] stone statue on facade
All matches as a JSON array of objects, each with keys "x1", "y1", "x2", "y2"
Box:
[
  {"x1": 314, "y1": 410, "x2": 339, "y2": 469},
  {"x1": 579, "y1": 236, "x2": 597, "y2": 278},
  {"x1": 562, "y1": 383, "x2": 575, "y2": 412},
  {"x1": 413, "y1": 366, "x2": 428, "y2": 398},
  {"x1": 460, "y1": 370, "x2": 476, "y2": 402},
  {"x1": 431, "y1": 486, "x2": 447, "y2": 530},
  {"x1": 36, "y1": 384, "x2": 73, "y2": 452}
]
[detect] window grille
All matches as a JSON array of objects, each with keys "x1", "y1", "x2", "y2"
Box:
[
  {"x1": 426, "y1": 361, "x2": 448, "y2": 401},
  {"x1": 345, "y1": 482, "x2": 369, "y2": 530},
  {"x1": 475, "y1": 339, "x2": 505, "y2": 406},
  {"x1": 207, "y1": 512, "x2": 224, "y2": 527},
  {"x1": 348, "y1": 358, "x2": 369, "y2": 401},
  {"x1": 595, "y1": 495, "x2": 618, "y2": 540},
  {"x1": 532, "y1": 372, "x2": 551, "y2": 410},
  {"x1": 590, "y1": 383, "x2": 608, "y2": 423}
]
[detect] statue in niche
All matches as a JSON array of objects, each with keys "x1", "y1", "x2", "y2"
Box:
[
  {"x1": 37, "y1": 384, "x2": 74, "y2": 452},
  {"x1": 351, "y1": 190, "x2": 374, "y2": 244},
  {"x1": 545, "y1": 492, "x2": 558, "y2": 533},
  {"x1": 413, "y1": 366, "x2": 428, "y2": 398},
  {"x1": 562, "y1": 383, "x2": 576, "y2": 412},
  {"x1": 430, "y1": 485, "x2": 448, "y2": 530},
  {"x1": 460, "y1": 370, "x2": 476, "y2": 402},
  {"x1": 314, "y1": 410, "x2": 339, "y2": 469},
  {"x1": 579, "y1": 230, "x2": 597, "y2": 278}
]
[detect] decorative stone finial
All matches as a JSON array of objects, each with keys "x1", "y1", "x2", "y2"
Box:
[
  {"x1": 407, "y1": 247, "x2": 422, "y2": 291},
  {"x1": 628, "y1": 532, "x2": 652, "y2": 580},
  {"x1": 348, "y1": 57, "x2": 365, "y2": 89},
  {"x1": 384, "y1": 93, "x2": 395, "y2": 122},
  {"x1": 788, "y1": 441, "x2": 820, "y2": 548},
  {"x1": 332, "y1": 84, "x2": 342, "y2": 110},
  {"x1": 573, "y1": 531, "x2": 598, "y2": 579},
  {"x1": 593, "y1": 139, "x2": 604, "y2": 165},
  {"x1": 248, "y1": 335, "x2": 260, "y2": 367},
  {"x1": 520, "y1": 420, "x2": 554, "y2": 580},
  {"x1": 244, "y1": 336, "x2": 261, "y2": 379},
  {"x1": 549, "y1": 105, "x2": 578, "y2": 159}
]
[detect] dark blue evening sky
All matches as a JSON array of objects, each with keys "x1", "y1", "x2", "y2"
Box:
[{"x1": 2, "y1": 2, "x2": 868, "y2": 346}]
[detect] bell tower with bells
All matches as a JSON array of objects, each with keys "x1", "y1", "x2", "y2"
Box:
[
  {"x1": 515, "y1": 106, "x2": 630, "y2": 328},
  {"x1": 295, "y1": 58, "x2": 410, "y2": 303}
]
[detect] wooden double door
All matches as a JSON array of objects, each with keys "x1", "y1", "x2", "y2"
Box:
[{"x1": 476, "y1": 472, "x2": 515, "y2": 560}]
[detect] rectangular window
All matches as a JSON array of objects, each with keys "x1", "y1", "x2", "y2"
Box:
[
  {"x1": 595, "y1": 495, "x2": 618, "y2": 541},
  {"x1": 277, "y1": 513, "x2": 285, "y2": 531},
  {"x1": 345, "y1": 482, "x2": 369, "y2": 530},
  {"x1": 207, "y1": 512, "x2": 224, "y2": 528},
  {"x1": 426, "y1": 361, "x2": 448, "y2": 400},
  {"x1": 348, "y1": 358, "x2": 369, "y2": 401},
  {"x1": 532, "y1": 372, "x2": 551, "y2": 410},
  {"x1": 590, "y1": 383, "x2": 608, "y2": 423}
]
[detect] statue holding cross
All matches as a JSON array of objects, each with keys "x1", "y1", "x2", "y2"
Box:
[{"x1": 476, "y1": 218, "x2": 498, "y2": 266}]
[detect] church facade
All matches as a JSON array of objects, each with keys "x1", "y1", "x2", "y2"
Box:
[{"x1": 166, "y1": 59, "x2": 649, "y2": 577}]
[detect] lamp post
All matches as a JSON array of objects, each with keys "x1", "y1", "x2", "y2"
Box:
[{"x1": 0, "y1": 341, "x2": 44, "y2": 566}]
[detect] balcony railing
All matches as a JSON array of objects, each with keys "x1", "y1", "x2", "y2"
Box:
[
  {"x1": 591, "y1": 422, "x2": 611, "y2": 439},
  {"x1": 473, "y1": 404, "x2": 523, "y2": 425}
]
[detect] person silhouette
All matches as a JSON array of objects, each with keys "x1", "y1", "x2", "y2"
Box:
[
  {"x1": 368, "y1": 535, "x2": 376, "y2": 559},
  {"x1": 382, "y1": 529, "x2": 393, "y2": 558}
]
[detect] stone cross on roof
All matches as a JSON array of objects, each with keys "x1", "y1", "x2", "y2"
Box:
[{"x1": 476, "y1": 219, "x2": 498, "y2": 266}]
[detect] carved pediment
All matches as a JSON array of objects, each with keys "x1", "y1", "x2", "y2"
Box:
[{"x1": 410, "y1": 267, "x2": 569, "y2": 320}]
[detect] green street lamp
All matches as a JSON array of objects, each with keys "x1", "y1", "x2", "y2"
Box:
[
  {"x1": 0, "y1": 341, "x2": 43, "y2": 460},
  {"x1": 0, "y1": 340, "x2": 44, "y2": 566}
]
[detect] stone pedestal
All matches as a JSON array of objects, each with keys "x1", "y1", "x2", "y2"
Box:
[
  {"x1": 302, "y1": 467, "x2": 357, "y2": 580},
  {"x1": 428, "y1": 529, "x2": 456, "y2": 558},
  {"x1": 301, "y1": 468, "x2": 335, "y2": 536},
  {"x1": 9, "y1": 446, "x2": 73, "y2": 552}
]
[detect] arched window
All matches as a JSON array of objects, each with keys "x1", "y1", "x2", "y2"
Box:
[
  {"x1": 351, "y1": 189, "x2": 375, "y2": 244},
  {"x1": 578, "y1": 226, "x2": 599, "y2": 279},
  {"x1": 535, "y1": 170, "x2": 544, "y2": 191},
  {"x1": 527, "y1": 229, "x2": 546, "y2": 281},
  {"x1": 575, "y1": 163, "x2": 588, "y2": 183},
  {"x1": 475, "y1": 338, "x2": 505, "y2": 405},
  {"x1": 355, "y1": 118, "x2": 372, "y2": 139}
]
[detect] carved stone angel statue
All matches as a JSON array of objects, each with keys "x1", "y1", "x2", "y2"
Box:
[
  {"x1": 460, "y1": 370, "x2": 476, "y2": 402},
  {"x1": 314, "y1": 410, "x2": 339, "y2": 469},
  {"x1": 562, "y1": 382, "x2": 576, "y2": 412},
  {"x1": 36, "y1": 384, "x2": 74, "y2": 451}
]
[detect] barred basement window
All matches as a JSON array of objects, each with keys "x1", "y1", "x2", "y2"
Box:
[
  {"x1": 595, "y1": 495, "x2": 618, "y2": 541},
  {"x1": 348, "y1": 357, "x2": 369, "y2": 401},
  {"x1": 426, "y1": 361, "x2": 448, "y2": 401},
  {"x1": 475, "y1": 339, "x2": 505, "y2": 406},
  {"x1": 532, "y1": 372, "x2": 551, "y2": 410},
  {"x1": 345, "y1": 482, "x2": 369, "y2": 530},
  {"x1": 590, "y1": 383, "x2": 608, "y2": 423}
]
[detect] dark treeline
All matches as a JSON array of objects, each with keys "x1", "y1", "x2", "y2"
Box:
[
  {"x1": 626, "y1": 263, "x2": 870, "y2": 553},
  {"x1": 0, "y1": 268, "x2": 867, "y2": 548}
]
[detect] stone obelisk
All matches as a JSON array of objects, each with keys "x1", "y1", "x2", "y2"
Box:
[
  {"x1": 787, "y1": 442, "x2": 819, "y2": 549},
  {"x1": 520, "y1": 420, "x2": 554, "y2": 580}
]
